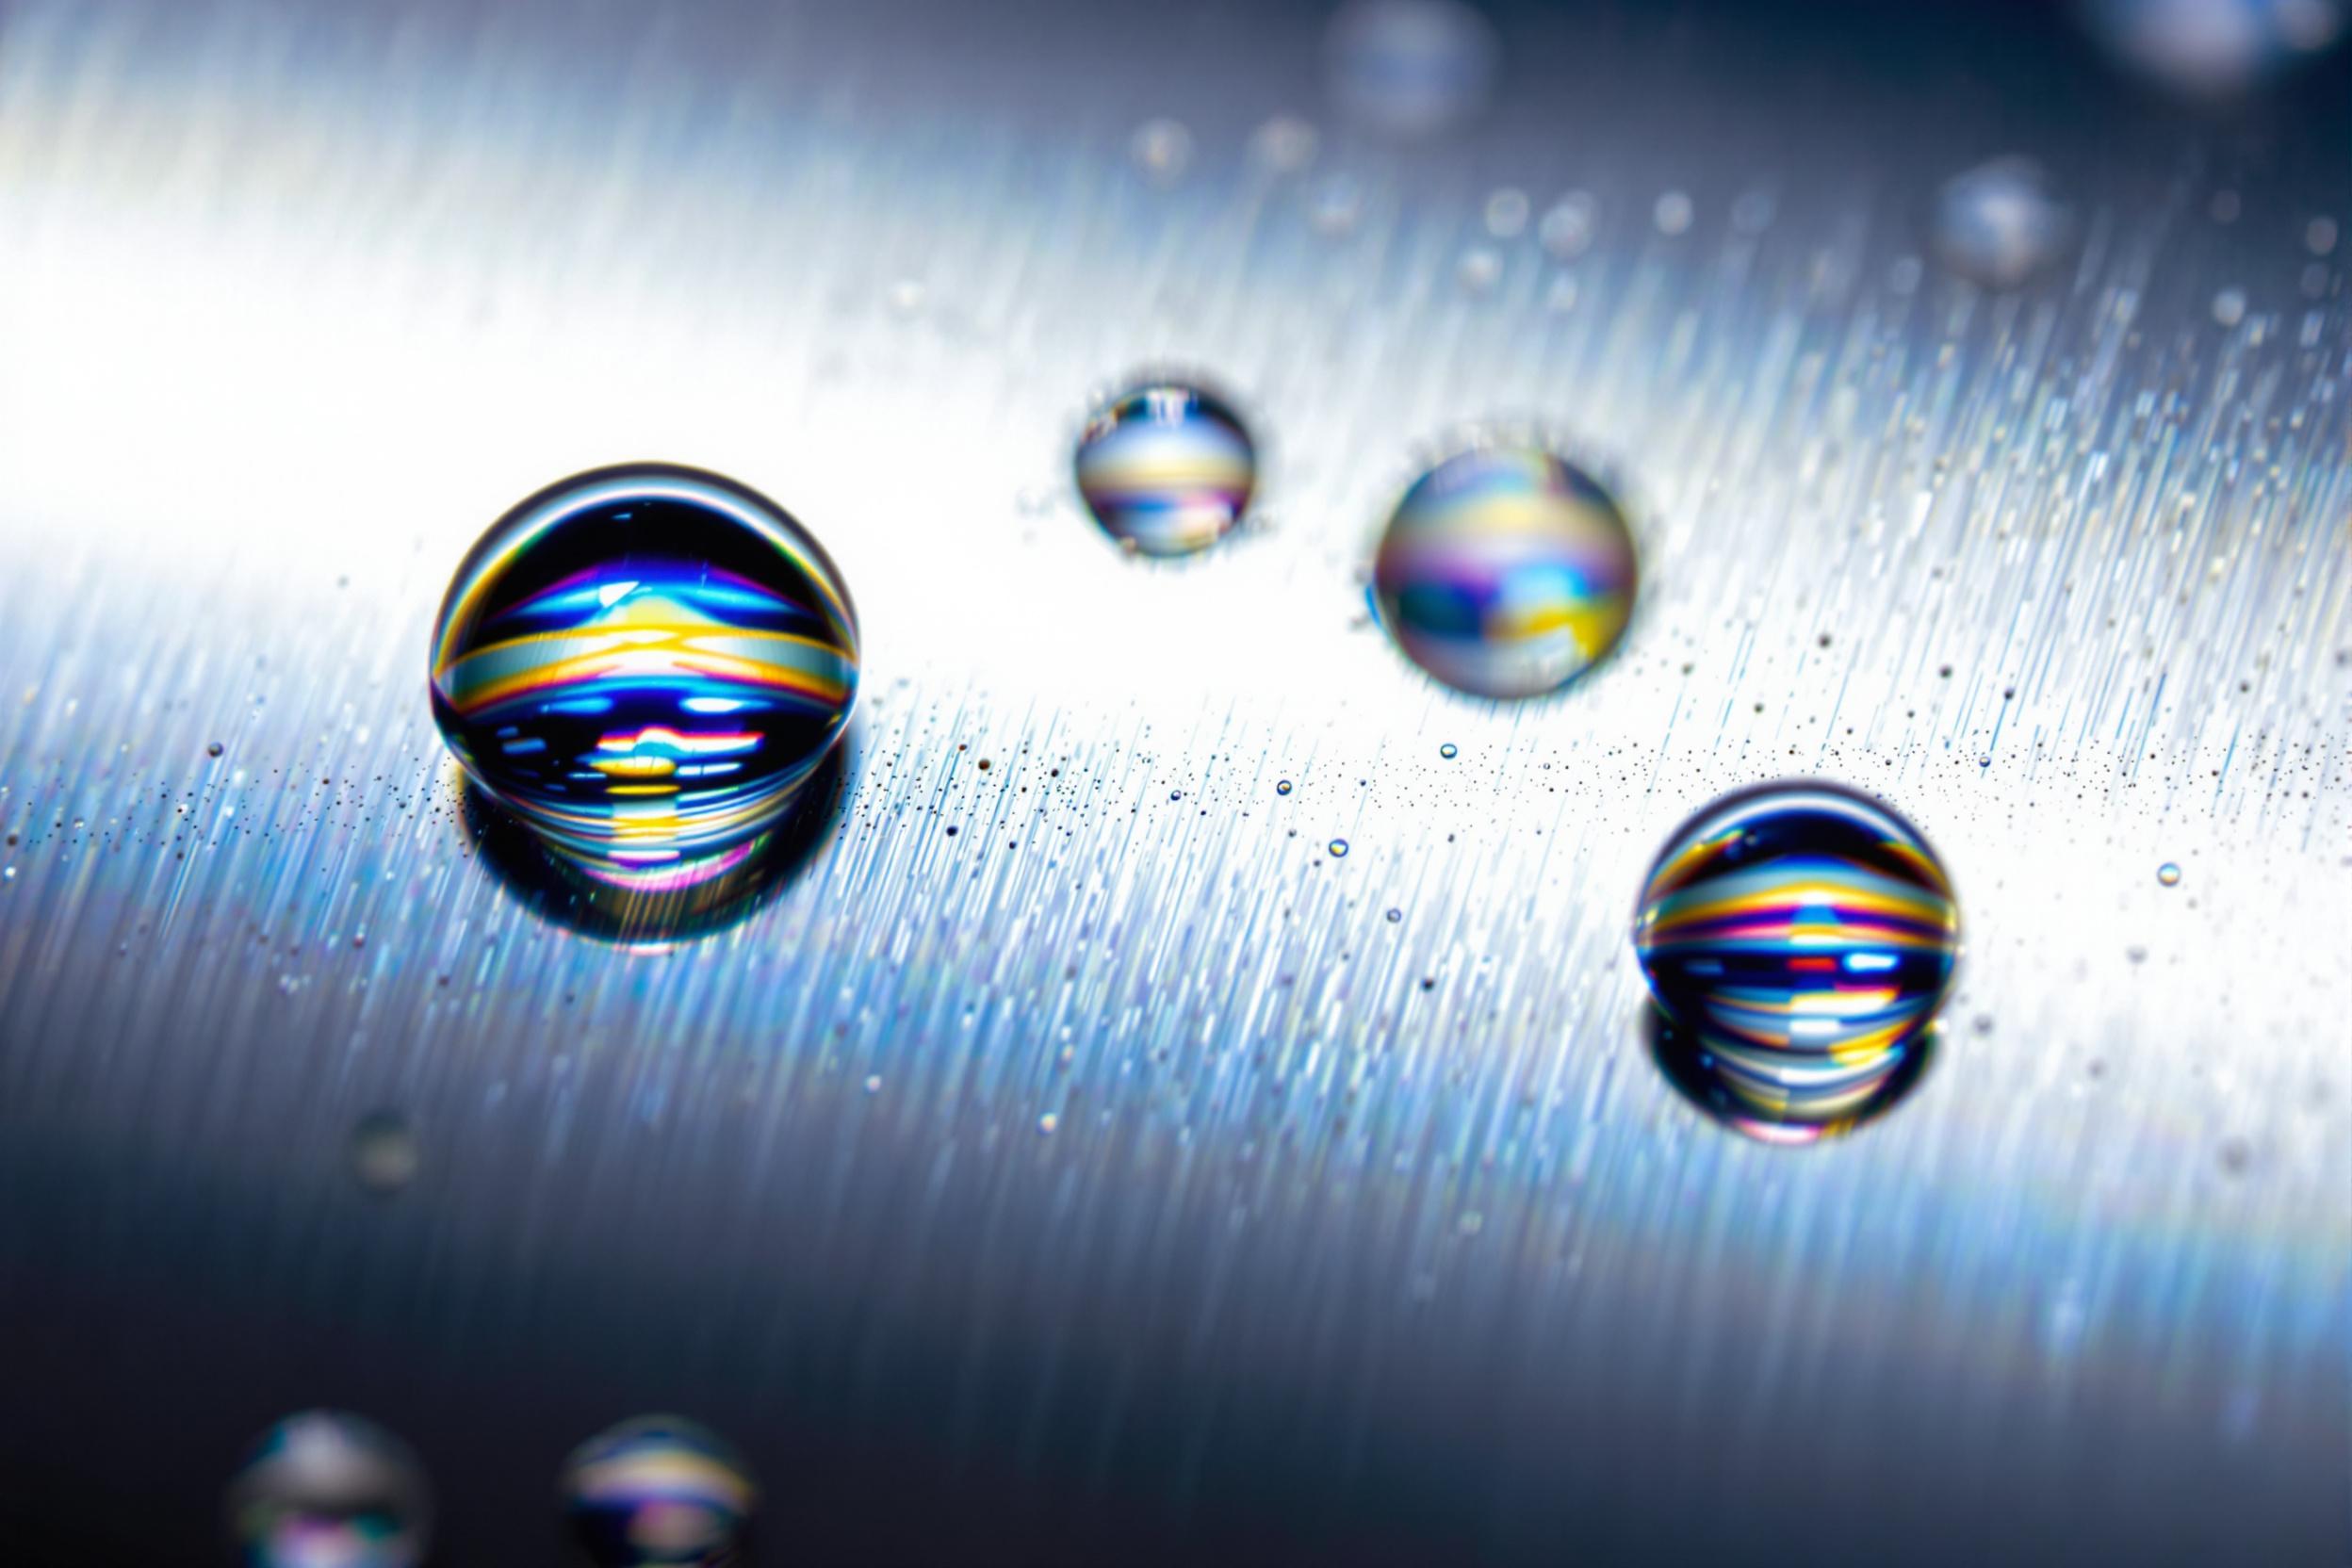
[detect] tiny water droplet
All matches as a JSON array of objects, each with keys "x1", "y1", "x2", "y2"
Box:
[
  {"x1": 2157, "y1": 862, "x2": 2182, "y2": 887},
  {"x1": 1653, "y1": 190, "x2": 1694, "y2": 236},
  {"x1": 350, "y1": 1111, "x2": 418, "y2": 1195},
  {"x1": 207, "y1": 742, "x2": 224, "y2": 758},
  {"x1": 2212, "y1": 286, "x2": 2247, "y2": 327},
  {"x1": 1276, "y1": 779, "x2": 1294, "y2": 795},
  {"x1": 1385, "y1": 907, "x2": 1402, "y2": 922},
  {"x1": 1483, "y1": 188, "x2": 1529, "y2": 237},
  {"x1": 1328, "y1": 839, "x2": 1349, "y2": 858},
  {"x1": 1439, "y1": 743, "x2": 1458, "y2": 759},
  {"x1": 1129, "y1": 118, "x2": 1193, "y2": 182},
  {"x1": 1538, "y1": 192, "x2": 1598, "y2": 259},
  {"x1": 1037, "y1": 1112, "x2": 1060, "y2": 1135}
]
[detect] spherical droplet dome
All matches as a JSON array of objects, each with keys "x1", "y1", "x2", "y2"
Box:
[
  {"x1": 224, "y1": 1410, "x2": 433, "y2": 1568},
  {"x1": 561, "y1": 1414, "x2": 757, "y2": 1567},
  {"x1": 1634, "y1": 781, "x2": 1960, "y2": 1131},
  {"x1": 1074, "y1": 382, "x2": 1257, "y2": 558},
  {"x1": 1372, "y1": 443, "x2": 1639, "y2": 699},
  {"x1": 431, "y1": 466, "x2": 858, "y2": 889}
]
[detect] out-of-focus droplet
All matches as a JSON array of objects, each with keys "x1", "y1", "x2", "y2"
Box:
[
  {"x1": 1649, "y1": 1009, "x2": 1940, "y2": 1146},
  {"x1": 1634, "y1": 781, "x2": 1960, "y2": 1143},
  {"x1": 1325, "y1": 0, "x2": 1498, "y2": 139},
  {"x1": 1372, "y1": 441, "x2": 1640, "y2": 700},
  {"x1": 1456, "y1": 247, "x2": 1503, "y2": 293},
  {"x1": 1309, "y1": 174, "x2": 1365, "y2": 236},
  {"x1": 1385, "y1": 906, "x2": 1403, "y2": 922},
  {"x1": 2307, "y1": 215, "x2": 2341, "y2": 255},
  {"x1": 1074, "y1": 382, "x2": 1257, "y2": 559},
  {"x1": 1483, "y1": 188, "x2": 1530, "y2": 237},
  {"x1": 561, "y1": 1415, "x2": 756, "y2": 1568},
  {"x1": 1653, "y1": 190, "x2": 1694, "y2": 236},
  {"x1": 2076, "y1": 0, "x2": 2345, "y2": 100},
  {"x1": 207, "y1": 741, "x2": 225, "y2": 758},
  {"x1": 1538, "y1": 193, "x2": 1598, "y2": 260},
  {"x1": 2212, "y1": 286, "x2": 2249, "y2": 325},
  {"x1": 1328, "y1": 838, "x2": 1350, "y2": 858},
  {"x1": 430, "y1": 466, "x2": 858, "y2": 894},
  {"x1": 1248, "y1": 115, "x2": 1320, "y2": 174},
  {"x1": 225, "y1": 1411, "x2": 433, "y2": 1568},
  {"x1": 2158, "y1": 861, "x2": 2183, "y2": 886},
  {"x1": 1931, "y1": 156, "x2": 2077, "y2": 290},
  {"x1": 350, "y1": 1111, "x2": 418, "y2": 1195},
  {"x1": 1129, "y1": 118, "x2": 1194, "y2": 183}
]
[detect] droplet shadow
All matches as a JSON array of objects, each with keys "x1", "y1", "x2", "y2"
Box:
[
  {"x1": 1643, "y1": 1004, "x2": 1939, "y2": 1147},
  {"x1": 458, "y1": 729, "x2": 855, "y2": 946}
]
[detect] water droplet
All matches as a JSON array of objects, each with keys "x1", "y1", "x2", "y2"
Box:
[
  {"x1": 864, "y1": 1074, "x2": 882, "y2": 1094},
  {"x1": 1455, "y1": 247, "x2": 1502, "y2": 293},
  {"x1": 1128, "y1": 118, "x2": 1193, "y2": 182},
  {"x1": 2212, "y1": 286, "x2": 2248, "y2": 326},
  {"x1": 1537, "y1": 192, "x2": 1598, "y2": 259},
  {"x1": 1373, "y1": 443, "x2": 1639, "y2": 699},
  {"x1": 1635, "y1": 782, "x2": 1959, "y2": 1142},
  {"x1": 2158, "y1": 861, "x2": 2182, "y2": 887},
  {"x1": 207, "y1": 741, "x2": 225, "y2": 758},
  {"x1": 885, "y1": 277, "x2": 926, "y2": 317},
  {"x1": 561, "y1": 1416, "x2": 755, "y2": 1567},
  {"x1": 1483, "y1": 188, "x2": 1529, "y2": 237},
  {"x1": 1325, "y1": 0, "x2": 1498, "y2": 139},
  {"x1": 226, "y1": 1411, "x2": 432, "y2": 1568},
  {"x1": 1276, "y1": 779, "x2": 1294, "y2": 795},
  {"x1": 1653, "y1": 190, "x2": 1694, "y2": 236},
  {"x1": 1931, "y1": 156, "x2": 2075, "y2": 289},
  {"x1": 1385, "y1": 906, "x2": 1402, "y2": 922},
  {"x1": 1037, "y1": 1112, "x2": 1060, "y2": 1135},
  {"x1": 1328, "y1": 838, "x2": 1349, "y2": 858},
  {"x1": 1074, "y1": 382, "x2": 1256, "y2": 558},
  {"x1": 1248, "y1": 115, "x2": 1320, "y2": 173},
  {"x1": 1978, "y1": 753, "x2": 1993, "y2": 768},
  {"x1": 350, "y1": 1111, "x2": 418, "y2": 1195},
  {"x1": 2126, "y1": 944, "x2": 2149, "y2": 964},
  {"x1": 2077, "y1": 0, "x2": 2346, "y2": 100},
  {"x1": 1438, "y1": 743, "x2": 1458, "y2": 759},
  {"x1": 430, "y1": 466, "x2": 858, "y2": 892}
]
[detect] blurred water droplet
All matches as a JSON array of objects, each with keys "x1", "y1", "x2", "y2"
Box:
[
  {"x1": 2077, "y1": 0, "x2": 2346, "y2": 100},
  {"x1": 2212, "y1": 286, "x2": 2248, "y2": 326},
  {"x1": 1328, "y1": 838, "x2": 1349, "y2": 858},
  {"x1": 1326, "y1": 0, "x2": 1498, "y2": 139},
  {"x1": 2308, "y1": 215, "x2": 2341, "y2": 255},
  {"x1": 207, "y1": 741, "x2": 225, "y2": 758},
  {"x1": 1931, "y1": 156, "x2": 2076, "y2": 289},
  {"x1": 1385, "y1": 907, "x2": 1402, "y2": 922},
  {"x1": 226, "y1": 1411, "x2": 432, "y2": 1568},
  {"x1": 1653, "y1": 190, "x2": 1694, "y2": 236},
  {"x1": 1248, "y1": 115, "x2": 1320, "y2": 174},
  {"x1": 1074, "y1": 382, "x2": 1257, "y2": 558},
  {"x1": 1456, "y1": 247, "x2": 1503, "y2": 293},
  {"x1": 1538, "y1": 193, "x2": 1599, "y2": 260},
  {"x1": 1483, "y1": 188, "x2": 1530, "y2": 237},
  {"x1": 561, "y1": 1416, "x2": 755, "y2": 1568},
  {"x1": 2127, "y1": 944, "x2": 2149, "y2": 964},
  {"x1": 350, "y1": 1112, "x2": 418, "y2": 1195},
  {"x1": 1129, "y1": 118, "x2": 1194, "y2": 183},
  {"x1": 2158, "y1": 861, "x2": 2182, "y2": 886}
]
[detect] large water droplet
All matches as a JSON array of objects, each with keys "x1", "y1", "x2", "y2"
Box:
[
  {"x1": 1372, "y1": 442, "x2": 1639, "y2": 699},
  {"x1": 1074, "y1": 382, "x2": 1257, "y2": 559},
  {"x1": 430, "y1": 466, "x2": 858, "y2": 894},
  {"x1": 1634, "y1": 781, "x2": 1961, "y2": 1142},
  {"x1": 562, "y1": 1416, "x2": 756, "y2": 1568},
  {"x1": 1931, "y1": 156, "x2": 2076, "y2": 289},
  {"x1": 225, "y1": 1411, "x2": 433, "y2": 1568}
]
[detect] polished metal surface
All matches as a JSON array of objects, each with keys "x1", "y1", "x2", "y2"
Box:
[{"x1": 1, "y1": 2, "x2": 2347, "y2": 1560}]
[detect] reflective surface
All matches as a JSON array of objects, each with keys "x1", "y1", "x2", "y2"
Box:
[{"x1": 2, "y1": 1, "x2": 2348, "y2": 1562}]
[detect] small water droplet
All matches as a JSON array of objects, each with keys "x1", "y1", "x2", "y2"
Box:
[
  {"x1": 2157, "y1": 862, "x2": 2182, "y2": 887},
  {"x1": 2306, "y1": 216, "x2": 2340, "y2": 257},
  {"x1": 1931, "y1": 156, "x2": 2075, "y2": 289},
  {"x1": 864, "y1": 1074, "x2": 882, "y2": 1095},
  {"x1": 207, "y1": 741, "x2": 224, "y2": 758},
  {"x1": 1328, "y1": 839, "x2": 1349, "y2": 858},
  {"x1": 1129, "y1": 118, "x2": 1193, "y2": 183},
  {"x1": 2212, "y1": 286, "x2": 2248, "y2": 326},
  {"x1": 1276, "y1": 779, "x2": 1294, "y2": 795},
  {"x1": 350, "y1": 1111, "x2": 418, "y2": 1195},
  {"x1": 1037, "y1": 1112, "x2": 1060, "y2": 1135},
  {"x1": 1653, "y1": 190, "x2": 1694, "y2": 236},
  {"x1": 1076, "y1": 382, "x2": 1256, "y2": 558},
  {"x1": 1483, "y1": 188, "x2": 1529, "y2": 237},
  {"x1": 1438, "y1": 743, "x2": 1458, "y2": 759},
  {"x1": 1977, "y1": 753, "x2": 1993, "y2": 768}
]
